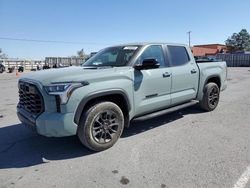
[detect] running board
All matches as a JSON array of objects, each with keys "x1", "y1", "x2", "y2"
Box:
[{"x1": 134, "y1": 100, "x2": 199, "y2": 121}]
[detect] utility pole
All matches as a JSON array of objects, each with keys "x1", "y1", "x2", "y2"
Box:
[{"x1": 187, "y1": 31, "x2": 191, "y2": 47}]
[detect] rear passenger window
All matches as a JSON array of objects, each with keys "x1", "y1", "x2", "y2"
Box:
[{"x1": 168, "y1": 46, "x2": 190, "y2": 66}]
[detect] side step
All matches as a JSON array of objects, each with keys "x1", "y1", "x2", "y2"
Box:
[{"x1": 134, "y1": 100, "x2": 199, "y2": 121}]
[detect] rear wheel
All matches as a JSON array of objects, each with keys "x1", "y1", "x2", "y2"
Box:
[
  {"x1": 77, "y1": 101, "x2": 124, "y2": 151},
  {"x1": 199, "y1": 82, "x2": 220, "y2": 111}
]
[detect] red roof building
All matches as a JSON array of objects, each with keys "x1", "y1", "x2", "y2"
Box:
[{"x1": 192, "y1": 44, "x2": 226, "y2": 56}]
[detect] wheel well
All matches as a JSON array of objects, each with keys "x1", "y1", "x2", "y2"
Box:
[
  {"x1": 206, "y1": 77, "x2": 221, "y2": 89},
  {"x1": 85, "y1": 94, "x2": 129, "y2": 114},
  {"x1": 78, "y1": 94, "x2": 130, "y2": 127}
]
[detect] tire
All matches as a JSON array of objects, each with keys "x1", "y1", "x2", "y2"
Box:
[
  {"x1": 199, "y1": 82, "x2": 220, "y2": 111},
  {"x1": 77, "y1": 101, "x2": 124, "y2": 151}
]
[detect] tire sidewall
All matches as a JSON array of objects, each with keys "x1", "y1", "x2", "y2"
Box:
[
  {"x1": 204, "y1": 83, "x2": 220, "y2": 111},
  {"x1": 78, "y1": 101, "x2": 124, "y2": 151}
]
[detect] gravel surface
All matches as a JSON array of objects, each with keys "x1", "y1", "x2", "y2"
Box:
[{"x1": 0, "y1": 68, "x2": 250, "y2": 188}]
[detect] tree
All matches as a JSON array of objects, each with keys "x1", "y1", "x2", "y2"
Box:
[
  {"x1": 77, "y1": 48, "x2": 86, "y2": 59},
  {"x1": 0, "y1": 48, "x2": 7, "y2": 59},
  {"x1": 225, "y1": 29, "x2": 250, "y2": 52}
]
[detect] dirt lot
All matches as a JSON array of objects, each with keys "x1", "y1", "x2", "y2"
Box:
[{"x1": 0, "y1": 68, "x2": 250, "y2": 188}]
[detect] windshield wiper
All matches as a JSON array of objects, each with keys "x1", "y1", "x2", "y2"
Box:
[
  {"x1": 83, "y1": 65, "x2": 114, "y2": 69},
  {"x1": 82, "y1": 66, "x2": 98, "y2": 69},
  {"x1": 98, "y1": 66, "x2": 114, "y2": 69}
]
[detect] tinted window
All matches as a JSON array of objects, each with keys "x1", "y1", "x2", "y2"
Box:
[
  {"x1": 138, "y1": 45, "x2": 166, "y2": 67},
  {"x1": 168, "y1": 46, "x2": 190, "y2": 66}
]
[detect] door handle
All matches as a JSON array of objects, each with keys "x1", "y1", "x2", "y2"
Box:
[
  {"x1": 163, "y1": 72, "x2": 171, "y2": 78},
  {"x1": 191, "y1": 69, "x2": 197, "y2": 74}
]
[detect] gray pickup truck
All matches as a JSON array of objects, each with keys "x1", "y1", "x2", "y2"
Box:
[{"x1": 17, "y1": 43, "x2": 227, "y2": 151}]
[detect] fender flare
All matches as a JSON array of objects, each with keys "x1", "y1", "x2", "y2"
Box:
[
  {"x1": 203, "y1": 74, "x2": 221, "y2": 92},
  {"x1": 74, "y1": 89, "x2": 131, "y2": 125}
]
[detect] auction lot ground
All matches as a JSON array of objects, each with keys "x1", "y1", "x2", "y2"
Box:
[{"x1": 0, "y1": 68, "x2": 250, "y2": 188}]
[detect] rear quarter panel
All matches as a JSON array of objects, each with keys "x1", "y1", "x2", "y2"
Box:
[{"x1": 197, "y1": 61, "x2": 227, "y2": 101}]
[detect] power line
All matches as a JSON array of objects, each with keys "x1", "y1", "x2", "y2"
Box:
[{"x1": 0, "y1": 37, "x2": 109, "y2": 45}]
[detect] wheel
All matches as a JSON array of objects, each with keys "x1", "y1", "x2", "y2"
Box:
[
  {"x1": 77, "y1": 101, "x2": 124, "y2": 151},
  {"x1": 199, "y1": 82, "x2": 220, "y2": 111}
]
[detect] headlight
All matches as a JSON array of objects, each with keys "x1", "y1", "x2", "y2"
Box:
[
  {"x1": 44, "y1": 81, "x2": 89, "y2": 104},
  {"x1": 44, "y1": 84, "x2": 71, "y2": 93}
]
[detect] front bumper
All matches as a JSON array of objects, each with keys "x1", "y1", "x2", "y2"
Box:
[
  {"x1": 17, "y1": 109, "x2": 77, "y2": 137},
  {"x1": 17, "y1": 79, "x2": 78, "y2": 137},
  {"x1": 17, "y1": 109, "x2": 36, "y2": 131}
]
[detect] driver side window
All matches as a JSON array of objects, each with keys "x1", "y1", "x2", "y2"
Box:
[{"x1": 139, "y1": 45, "x2": 166, "y2": 67}]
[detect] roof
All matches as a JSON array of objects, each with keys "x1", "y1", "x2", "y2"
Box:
[
  {"x1": 0, "y1": 58, "x2": 43, "y2": 61},
  {"x1": 192, "y1": 46, "x2": 219, "y2": 56},
  {"x1": 111, "y1": 42, "x2": 189, "y2": 48},
  {"x1": 192, "y1": 43, "x2": 227, "y2": 56},
  {"x1": 194, "y1": 44, "x2": 226, "y2": 47}
]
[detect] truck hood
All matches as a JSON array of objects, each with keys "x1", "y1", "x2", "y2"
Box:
[{"x1": 20, "y1": 66, "x2": 132, "y2": 85}]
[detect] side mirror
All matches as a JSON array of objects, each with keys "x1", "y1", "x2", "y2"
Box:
[{"x1": 134, "y1": 59, "x2": 160, "y2": 70}]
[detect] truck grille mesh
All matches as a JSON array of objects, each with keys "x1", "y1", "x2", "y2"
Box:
[{"x1": 18, "y1": 81, "x2": 44, "y2": 116}]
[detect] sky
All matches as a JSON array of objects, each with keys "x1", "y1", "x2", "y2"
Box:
[{"x1": 0, "y1": 0, "x2": 250, "y2": 59}]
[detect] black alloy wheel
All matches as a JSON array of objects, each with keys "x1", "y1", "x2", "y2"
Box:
[
  {"x1": 92, "y1": 110, "x2": 119, "y2": 144},
  {"x1": 208, "y1": 86, "x2": 219, "y2": 108}
]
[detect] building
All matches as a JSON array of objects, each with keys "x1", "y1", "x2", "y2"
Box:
[{"x1": 192, "y1": 44, "x2": 227, "y2": 56}]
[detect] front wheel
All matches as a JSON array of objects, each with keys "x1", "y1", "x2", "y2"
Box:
[
  {"x1": 77, "y1": 101, "x2": 124, "y2": 151},
  {"x1": 199, "y1": 82, "x2": 220, "y2": 111}
]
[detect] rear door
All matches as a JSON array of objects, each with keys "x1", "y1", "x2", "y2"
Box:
[
  {"x1": 133, "y1": 45, "x2": 172, "y2": 116},
  {"x1": 166, "y1": 45, "x2": 199, "y2": 105}
]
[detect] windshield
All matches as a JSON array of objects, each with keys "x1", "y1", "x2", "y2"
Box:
[{"x1": 83, "y1": 46, "x2": 140, "y2": 67}]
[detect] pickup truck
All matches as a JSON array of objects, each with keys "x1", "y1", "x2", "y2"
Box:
[{"x1": 17, "y1": 43, "x2": 227, "y2": 151}]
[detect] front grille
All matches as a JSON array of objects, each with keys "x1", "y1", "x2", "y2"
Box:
[{"x1": 18, "y1": 81, "x2": 44, "y2": 116}]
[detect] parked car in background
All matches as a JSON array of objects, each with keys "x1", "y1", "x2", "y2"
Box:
[
  {"x1": 43, "y1": 65, "x2": 50, "y2": 69},
  {"x1": 8, "y1": 66, "x2": 15, "y2": 73},
  {"x1": 194, "y1": 56, "x2": 218, "y2": 62},
  {"x1": 0, "y1": 64, "x2": 5, "y2": 73},
  {"x1": 18, "y1": 66, "x2": 24, "y2": 72},
  {"x1": 17, "y1": 43, "x2": 227, "y2": 151}
]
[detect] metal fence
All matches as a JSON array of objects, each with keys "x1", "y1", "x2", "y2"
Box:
[
  {"x1": 45, "y1": 57, "x2": 85, "y2": 67},
  {"x1": 0, "y1": 57, "x2": 86, "y2": 71},
  {"x1": 0, "y1": 59, "x2": 44, "y2": 70},
  {"x1": 216, "y1": 54, "x2": 250, "y2": 67}
]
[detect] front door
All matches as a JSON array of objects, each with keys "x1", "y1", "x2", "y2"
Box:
[{"x1": 133, "y1": 45, "x2": 172, "y2": 116}]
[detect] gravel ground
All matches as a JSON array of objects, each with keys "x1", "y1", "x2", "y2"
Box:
[{"x1": 0, "y1": 68, "x2": 250, "y2": 188}]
